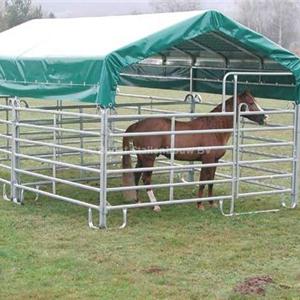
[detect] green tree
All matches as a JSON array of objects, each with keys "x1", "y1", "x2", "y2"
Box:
[{"x1": 4, "y1": 0, "x2": 43, "y2": 29}]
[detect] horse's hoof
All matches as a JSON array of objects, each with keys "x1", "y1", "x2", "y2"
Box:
[
  {"x1": 153, "y1": 206, "x2": 161, "y2": 212},
  {"x1": 210, "y1": 202, "x2": 218, "y2": 208},
  {"x1": 197, "y1": 204, "x2": 205, "y2": 211}
]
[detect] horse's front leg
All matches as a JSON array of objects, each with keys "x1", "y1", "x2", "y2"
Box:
[
  {"x1": 197, "y1": 183, "x2": 206, "y2": 210},
  {"x1": 197, "y1": 167, "x2": 207, "y2": 210},
  {"x1": 134, "y1": 158, "x2": 143, "y2": 203}
]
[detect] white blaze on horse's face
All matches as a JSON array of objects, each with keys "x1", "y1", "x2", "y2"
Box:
[{"x1": 254, "y1": 99, "x2": 269, "y2": 123}]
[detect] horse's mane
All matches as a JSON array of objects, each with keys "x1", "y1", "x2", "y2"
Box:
[{"x1": 210, "y1": 96, "x2": 234, "y2": 113}]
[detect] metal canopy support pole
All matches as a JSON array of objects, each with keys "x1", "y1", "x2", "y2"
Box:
[
  {"x1": 11, "y1": 97, "x2": 21, "y2": 204},
  {"x1": 99, "y1": 108, "x2": 108, "y2": 228},
  {"x1": 291, "y1": 103, "x2": 300, "y2": 207}
]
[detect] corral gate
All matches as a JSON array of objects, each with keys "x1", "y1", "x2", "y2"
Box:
[{"x1": 0, "y1": 71, "x2": 299, "y2": 228}]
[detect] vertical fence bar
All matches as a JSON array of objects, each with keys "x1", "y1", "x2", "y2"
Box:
[
  {"x1": 99, "y1": 108, "x2": 108, "y2": 228},
  {"x1": 56, "y1": 100, "x2": 63, "y2": 158},
  {"x1": 169, "y1": 116, "x2": 176, "y2": 201},
  {"x1": 230, "y1": 75, "x2": 239, "y2": 214},
  {"x1": 188, "y1": 66, "x2": 195, "y2": 182},
  {"x1": 236, "y1": 104, "x2": 244, "y2": 200},
  {"x1": 79, "y1": 106, "x2": 84, "y2": 177},
  {"x1": 291, "y1": 103, "x2": 300, "y2": 206},
  {"x1": 5, "y1": 97, "x2": 10, "y2": 160},
  {"x1": 239, "y1": 116, "x2": 246, "y2": 179},
  {"x1": 10, "y1": 97, "x2": 21, "y2": 203},
  {"x1": 52, "y1": 115, "x2": 57, "y2": 194},
  {"x1": 107, "y1": 108, "x2": 115, "y2": 163}
]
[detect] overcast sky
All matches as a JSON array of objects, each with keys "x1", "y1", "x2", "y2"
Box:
[{"x1": 32, "y1": 0, "x2": 237, "y2": 18}]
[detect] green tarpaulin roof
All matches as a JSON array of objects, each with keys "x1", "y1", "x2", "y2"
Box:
[{"x1": 0, "y1": 10, "x2": 299, "y2": 107}]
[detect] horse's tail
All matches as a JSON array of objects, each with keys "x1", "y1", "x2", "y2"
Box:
[{"x1": 122, "y1": 124, "x2": 137, "y2": 201}]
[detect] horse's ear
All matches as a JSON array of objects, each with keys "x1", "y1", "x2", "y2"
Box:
[
  {"x1": 244, "y1": 89, "x2": 251, "y2": 96},
  {"x1": 239, "y1": 89, "x2": 252, "y2": 98}
]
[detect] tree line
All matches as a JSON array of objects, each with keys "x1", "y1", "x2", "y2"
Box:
[
  {"x1": 149, "y1": 0, "x2": 300, "y2": 51},
  {"x1": 0, "y1": 0, "x2": 54, "y2": 32}
]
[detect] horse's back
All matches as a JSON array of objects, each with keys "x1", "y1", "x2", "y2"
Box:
[{"x1": 127, "y1": 117, "x2": 171, "y2": 133}]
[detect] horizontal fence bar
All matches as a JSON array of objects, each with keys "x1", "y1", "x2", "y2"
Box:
[
  {"x1": 240, "y1": 164, "x2": 289, "y2": 175},
  {"x1": 238, "y1": 189, "x2": 291, "y2": 198},
  {"x1": 16, "y1": 137, "x2": 100, "y2": 155},
  {"x1": 110, "y1": 128, "x2": 234, "y2": 137},
  {"x1": 0, "y1": 163, "x2": 11, "y2": 170},
  {"x1": 16, "y1": 122, "x2": 101, "y2": 137},
  {"x1": 0, "y1": 177, "x2": 10, "y2": 185},
  {"x1": 239, "y1": 142, "x2": 293, "y2": 148},
  {"x1": 242, "y1": 135, "x2": 289, "y2": 144},
  {"x1": 239, "y1": 173, "x2": 292, "y2": 181},
  {"x1": 108, "y1": 111, "x2": 234, "y2": 120},
  {"x1": 241, "y1": 126, "x2": 294, "y2": 132},
  {"x1": 240, "y1": 149, "x2": 289, "y2": 159},
  {"x1": 16, "y1": 153, "x2": 101, "y2": 174},
  {"x1": 0, "y1": 104, "x2": 101, "y2": 119},
  {"x1": 107, "y1": 195, "x2": 233, "y2": 211},
  {"x1": 107, "y1": 161, "x2": 233, "y2": 174},
  {"x1": 16, "y1": 168, "x2": 101, "y2": 193},
  {"x1": 15, "y1": 184, "x2": 100, "y2": 210},
  {"x1": 107, "y1": 178, "x2": 232, "y2": 192},
  {"x1": 117, "y1": 92, "x2": 184, "y2": 103},
  {"x1": 0, "y1": 148, "x2": 11, "y2": 155},
  {"x1": 108, "y1": 145, "x2": 234, "y2": 156},
  {"x1": 240, "y1": 158, "x2": 293, "y2": 165}
]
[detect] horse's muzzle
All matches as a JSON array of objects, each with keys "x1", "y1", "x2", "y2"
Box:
[{"x1": 260, "y1": 115, "x2": 269, "y2": 125}]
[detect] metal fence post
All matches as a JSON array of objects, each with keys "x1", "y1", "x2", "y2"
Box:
[
  {"x1": 79, "y1": 106, "x2": 84, "y2": 177},
  {"x1": 188, "y1": 66, "x2": 195, "y2": 182},
  {"x1": 169, "y1": 116, "x2": 175, "y2": 201},
  {"x1": 52, "y1": 115, "x2": 57, "y2": 194},
  {"x1": 99, "y1": 108, "x2": 108, "y2": 228},
  {"x1": 291, "y1": 103, "x2": 300, "y2": 206},
  {"x1": 5, "y1": 97, "x2": 10, "y2": 160},
  {"x1": 230, "y1": 75, "x2": 239, "y2": 214},
  {"x1": 11, "y1": 97, "x2": 21, "y2": 204}
]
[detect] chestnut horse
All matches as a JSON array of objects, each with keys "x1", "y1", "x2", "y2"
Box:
[{"x1": 122, "y1": 91, "x2": 267, "y2": 211}]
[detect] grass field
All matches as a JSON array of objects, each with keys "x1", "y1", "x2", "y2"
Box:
[{"x1": 0, "y1": 88, "x2": 300, "y2": 299}]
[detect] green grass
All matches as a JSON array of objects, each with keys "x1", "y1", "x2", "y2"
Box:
[
  {"x1": 1, "y1": 198, "x2": 300, "y2": 299},
  {"x1": 0, "y1": 88, "x2": 300, "y2": 299}
]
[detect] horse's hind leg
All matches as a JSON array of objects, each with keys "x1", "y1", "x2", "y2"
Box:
[
  {"x1": 141, "y1": 155, "x2": 160, "y2": 212},
  {"x1": 208, "y1": 166, "x2": 218, "y2": 208},
  {"x1": 197, "y1": 163, "x2": 216, "y2": 210},
  {"x1": 134, "y1": 157, "x2": 143, "y2": 203},
  {"x1": 197, "y1": 183, "x2": 206, "y2": 210}
]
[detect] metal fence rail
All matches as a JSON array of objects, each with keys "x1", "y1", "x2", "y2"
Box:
[{"x1": 0, "y1": 71, "x2": 299, "y2": 229}]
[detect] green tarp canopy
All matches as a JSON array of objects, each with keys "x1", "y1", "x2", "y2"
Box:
[{"x1": 0, "y1": 10, "x2": 299, "y2": 107}]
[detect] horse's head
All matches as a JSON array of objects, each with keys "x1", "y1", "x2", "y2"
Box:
[{"x1": 238, "y1": 90, "x2": 268, "y2": 125}]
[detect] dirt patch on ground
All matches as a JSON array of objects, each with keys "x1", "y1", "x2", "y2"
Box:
[
  {"x1": 144, "y1": 266, "x2": 165, "y2": 274},
  {"x1": 234, "y1": 275, "x2": 273, "y2": 296}
]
